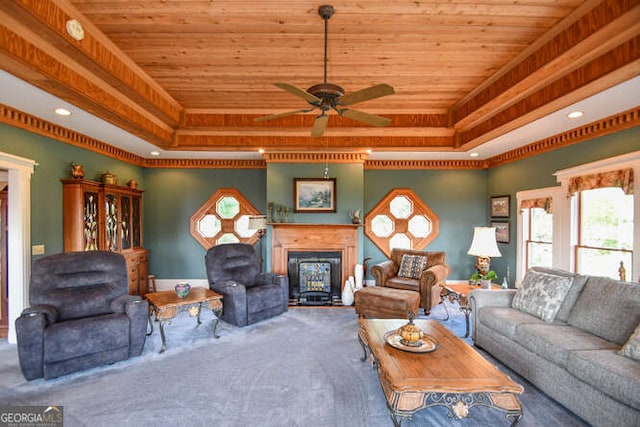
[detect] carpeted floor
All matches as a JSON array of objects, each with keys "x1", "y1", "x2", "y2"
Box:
[{"x1": 0, "y1": 299, "x2": 589, "y2": 426}]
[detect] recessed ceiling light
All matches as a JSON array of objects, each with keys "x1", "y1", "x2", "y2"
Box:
[
  {"x1": 258, "y1": 148, "x2": 265, "y2": 154},
  {"x1": 366, "y1": 149, "x2": 372, "y2": 154},
  {"x1": 470, "y1": 152, "x2": 480, "y2": 157},
  {"x1": 55, "y1": 108, "x2": 71, "y2": 116},
  {"x1": 150, "y1": 151, "x2": 160, "y2": 156},
  {"x1": 567, "y1": 111, "x2": 584, "y2": 119}
]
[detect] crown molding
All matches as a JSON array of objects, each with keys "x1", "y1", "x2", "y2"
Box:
[{"x1": 1, "y1": 103, "x2": 638, "y2": 170}]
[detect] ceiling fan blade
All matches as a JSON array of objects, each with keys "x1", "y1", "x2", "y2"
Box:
[
  {"x1": 338, "y1": 83, "x2": 395, "y2": 106},
  {"x1": 311, "y1": 114, "x2": 329, "y2": 138},
  {"x1": 340, "y1": 109, "x2": 391, "y2": 127},
  {"x1": 254, "y1": 109, "x2": 310, "y2": 122},
  {"x1": 274, "y1": 83, "x2": 321, "y2": 104}
]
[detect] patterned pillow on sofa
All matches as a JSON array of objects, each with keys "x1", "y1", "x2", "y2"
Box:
[
  {"x1": 397, "y1": 255, "x2": 427, "y2": 279},
  {"x1": 618, "y1": 322, "x2": 640, "y2": 361},
  {"x1": 512, "y1": 269, "x2": 574, "y2": 322}
]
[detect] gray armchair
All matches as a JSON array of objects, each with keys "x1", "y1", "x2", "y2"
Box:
[
  {"x1": 15, "y1": 251, "x2": 148, "y2": 380},
  {"x1": 205, "y1": 243, "x2": 288, "y2": 327}
]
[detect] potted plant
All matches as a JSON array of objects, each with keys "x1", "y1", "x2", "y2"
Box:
[{"x1": 470, "y1": 270, "x2": 498, "y2": 288}]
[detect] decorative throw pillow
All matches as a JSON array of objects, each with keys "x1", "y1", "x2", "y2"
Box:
[
  {"x1": 397, "y1": 255, "x2": 428, "y2": 279},
  {"x1": 619, "y1": 322, "x2": 640, "y2": 361},
  {"x1": 511, "y1": 270, "x2": 574, "y2": 322}
]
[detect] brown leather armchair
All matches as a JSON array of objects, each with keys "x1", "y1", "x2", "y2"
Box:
[{"x1": 370, "y1": 249, "x2": 450, "y2": 314}]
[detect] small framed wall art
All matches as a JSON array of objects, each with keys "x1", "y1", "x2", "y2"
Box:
[
  {"x1": 492, "y1": 221, "x2": 510, "y2": 244},
  {"x1": 490, "y1": 195, "x2": 510, "y2": 218},
  {"x1": 293, "y1": 178, "x2": 337, "y2": 213}
]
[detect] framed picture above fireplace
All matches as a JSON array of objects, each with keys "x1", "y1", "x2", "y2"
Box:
[{"x1": 294, "y1": 178, "x2": 337, "y2": 213}]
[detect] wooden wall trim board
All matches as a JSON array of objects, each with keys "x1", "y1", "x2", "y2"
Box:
[{"x1": 1, "y1": 103, "x2": 638, "y2": 170}]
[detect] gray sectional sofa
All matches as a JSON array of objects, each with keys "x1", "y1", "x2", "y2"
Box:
[{"x1": 469, "y1": 267, "x2": 640, "y2": 427}]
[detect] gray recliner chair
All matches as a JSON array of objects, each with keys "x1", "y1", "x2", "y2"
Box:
[
  {"x1": 15, "y1": 251, "x2": 148, "y2": 380},
  {"x1": 205, "y1": 243, "x2": 288, "y2": 327}
]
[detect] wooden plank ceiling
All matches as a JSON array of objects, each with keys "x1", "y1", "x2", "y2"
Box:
[{"x1": 0, "y1": 0, "x2": 638, "y2": 156}]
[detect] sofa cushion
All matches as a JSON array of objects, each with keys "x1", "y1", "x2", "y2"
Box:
[
  {"x1": 619, "y1": 322, "x2": 640, "y2": 361},
  {"x1": 514, "y1": 324, "x2": 618, "y2": 368},
  {"x1": 567, "y1": 349, "x2": 640, "y2": 409},
  {"x1": 386, "y1": 276, "x2": 419, "y2": 291},
  {"x1": 44, "y1": 314, "x2": 129, "y2": 363},
  {"x1": 568, "y1": 277, "x2": 640, "y2": 345},
  {"x1": 478, "y1": 307, "x2": 544, "y2": 339},
  {"x1": 530, "y1": 267, "x2": 588, "y2": 322},
  {"x1": 397, "y1": 255, "x2": 427, "y2": 279},
  {"x1": 512, "y1": 270, "x2": 573, "y2": 322}
]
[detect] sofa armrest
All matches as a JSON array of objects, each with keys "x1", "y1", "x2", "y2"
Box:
[
  {"x1": 256, "y1": 272, "x2": 289, "y2": 307},
  {"x1": 110, "y1": 294, "x2": 142, "y2": 313},
  {"x1": 419, "y1": 263, "x2": 451, "y2": 311},
  {"x1": 15, "y1": 306, "x2": 53, "y2": 380},
  {"x1": 20, "y1": 304, "x2": 58, "y2": 325},
  {"x1": 126, "y1": 298, "x2": 148, "y2": 356},
  {"x1": 370, "y1": 260, "x2": 397, "y2": 287},
  {"x1": 469, "y1": 289, "x2": 516, "y2": 341}
]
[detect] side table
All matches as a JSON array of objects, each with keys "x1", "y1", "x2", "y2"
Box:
[
  {"x1": 440, "y1": 283, "x2": 501, "y2": 337},
  {"x1": 145, "y1": 287, "x2": 223, "y2": 353}
]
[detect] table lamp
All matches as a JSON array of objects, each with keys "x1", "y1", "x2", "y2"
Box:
[{"x1": 467, "y1": 226, "x2": 501, "y2": 280}]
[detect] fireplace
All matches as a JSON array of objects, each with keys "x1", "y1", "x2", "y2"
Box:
[
  {"x1": 288, "y1": 251, "x2": 342, "y2": 305},
  {"x1": 271, "y1": 223, "x2": 359, "y2": 305}
]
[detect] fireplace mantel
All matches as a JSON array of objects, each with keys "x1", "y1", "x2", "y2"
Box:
[{"x1": 271, "y1": 223, "x2": 359, "y2": 290}]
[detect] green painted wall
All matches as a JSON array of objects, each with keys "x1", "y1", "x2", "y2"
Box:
[
  {"x1": 265, "y1": 162, "x2": 365, "y2": 268},
  {"x1": 487, "y1": 126, "x2": 640, "y2": 281},
  {"x1": 0, "y1": 123, "x2": 144, "y2": 259},
  {"x1": 1, "y1": 121, "x2": 638, "y2": 282},
  {"x1": 143, "y1": 168, "x2": 266, "y2": 278},
  {"x1": 363, "y1": 169, "x2": 488, "y2": 281}
]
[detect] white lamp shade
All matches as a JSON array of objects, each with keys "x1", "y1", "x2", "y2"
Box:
[
  {"x1": 248, "y1": 215, "x2": 267, "y2": 230},
  {"x1": 467, "y1": 227, "x2": 502, "y2": 257}
]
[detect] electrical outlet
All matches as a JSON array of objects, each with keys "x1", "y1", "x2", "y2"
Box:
[{"x1": 32, "y1": 244, "x2": 45, "y2": 255}]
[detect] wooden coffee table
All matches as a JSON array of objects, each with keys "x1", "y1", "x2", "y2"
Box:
[
  {"x1": 441, "y1": 283, "x2": 501, "y2": 337},
  {"x1": 145, "y1": 287, "x2": 223, "y2": 353},
  {"x1": 358, "y1": 318, "x2": 523, "y2": 426}
]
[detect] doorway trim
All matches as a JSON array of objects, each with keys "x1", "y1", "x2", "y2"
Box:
[{"x1": 0, "y1": 151, "x2": 35, "y2": 343}]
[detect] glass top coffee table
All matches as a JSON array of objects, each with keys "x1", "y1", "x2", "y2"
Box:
[
  {"x1": 358, "y1": 318, "x2": 523, "y2": 426},
  {"x1": 145, "y1": 287, "x2": 223, "y2": 353}
]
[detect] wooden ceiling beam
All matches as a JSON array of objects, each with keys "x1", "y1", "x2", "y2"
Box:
[
  {"x1": 0, "y1": 0, "x2": 182, "y2": 126},
  {"x1": 450, "y1": 0, "x2": 640, "y2": 131}
]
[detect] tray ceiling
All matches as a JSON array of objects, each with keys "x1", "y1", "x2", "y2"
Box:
[{"x1": 0, "y1": 0, "x2": 638, "y2": 160}]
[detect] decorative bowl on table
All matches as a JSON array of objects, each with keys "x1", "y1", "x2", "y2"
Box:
[
  {"x1": 397, "y1": 312, "x2": 423, "y2": 347},
  {"x1": 175, "y1": 282, "x2": 191, "y2": 298}
]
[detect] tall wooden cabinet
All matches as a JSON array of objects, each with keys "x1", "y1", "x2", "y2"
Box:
[{"x1": 61, "y1": 179, "x2": 148, "y2": 295}]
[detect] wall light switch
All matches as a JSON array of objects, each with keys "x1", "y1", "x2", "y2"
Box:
[{"x1": 32, "y1": 244, "x2": 45, "y2": 255}]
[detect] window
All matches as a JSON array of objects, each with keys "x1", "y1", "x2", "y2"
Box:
[
  {"x1": 364, "y1": 188, "x2": 439, "y2": 257},
  {"x1": 189, "y1": 188, "x2": 262, "y2": 249},
  {"x1": 575, "y1": 187, "x2": 633, "y2": 279},
  {"x1": 522, "y1": 205, "x2": 553, "y2": 270}
]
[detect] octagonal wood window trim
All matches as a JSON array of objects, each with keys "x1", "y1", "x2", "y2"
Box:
[
  {"x1": 190, "y1": 188, "x2": 261, "y2": 249},
  {"x1": 364, "y1": 188, "x2": 440, "y2": 257}
]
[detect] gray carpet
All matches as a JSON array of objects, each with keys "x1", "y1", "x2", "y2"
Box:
[{"x1": 0, "y1": 300, "x2": 588, "y2": 426}]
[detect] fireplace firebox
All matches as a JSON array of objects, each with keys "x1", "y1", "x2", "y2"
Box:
[{"x1": 288, "y1": 251, "x2": 342, "y2": 305}]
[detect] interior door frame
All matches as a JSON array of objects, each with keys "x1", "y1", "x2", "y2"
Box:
[{"x1": 0, "y1": 152, "x2": 35, "y2": 343}]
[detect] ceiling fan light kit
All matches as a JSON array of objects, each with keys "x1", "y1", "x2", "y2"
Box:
[{"x1": 255, "y1": 5, "x2": 395, "y2": 137}]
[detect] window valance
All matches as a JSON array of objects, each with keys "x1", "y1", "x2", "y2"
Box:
[
  {"x1": 567, "y1": 168, "x2": 634, "y2": 197},
  {"x1": 520, "y1": 197, "x2": 552, "y2": 213}
]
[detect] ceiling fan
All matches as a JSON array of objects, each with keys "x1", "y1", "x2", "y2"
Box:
[{"x1": 254, "y1": 5, "x2": 395, "y2": 138}]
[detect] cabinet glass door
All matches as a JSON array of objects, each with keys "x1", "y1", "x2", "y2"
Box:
[
  {"x1": 84, "y1": 191, "x2": 100, "y2": 251},
  {"x1": 121, "y1": 195, "x2": 131, "y2": 250},
  {"x1": 132, "y1": 196, "x2": 141, "y2": 248},
  {"x1": 105, "y1": 193, "x2": 118, "y2": 251}
]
